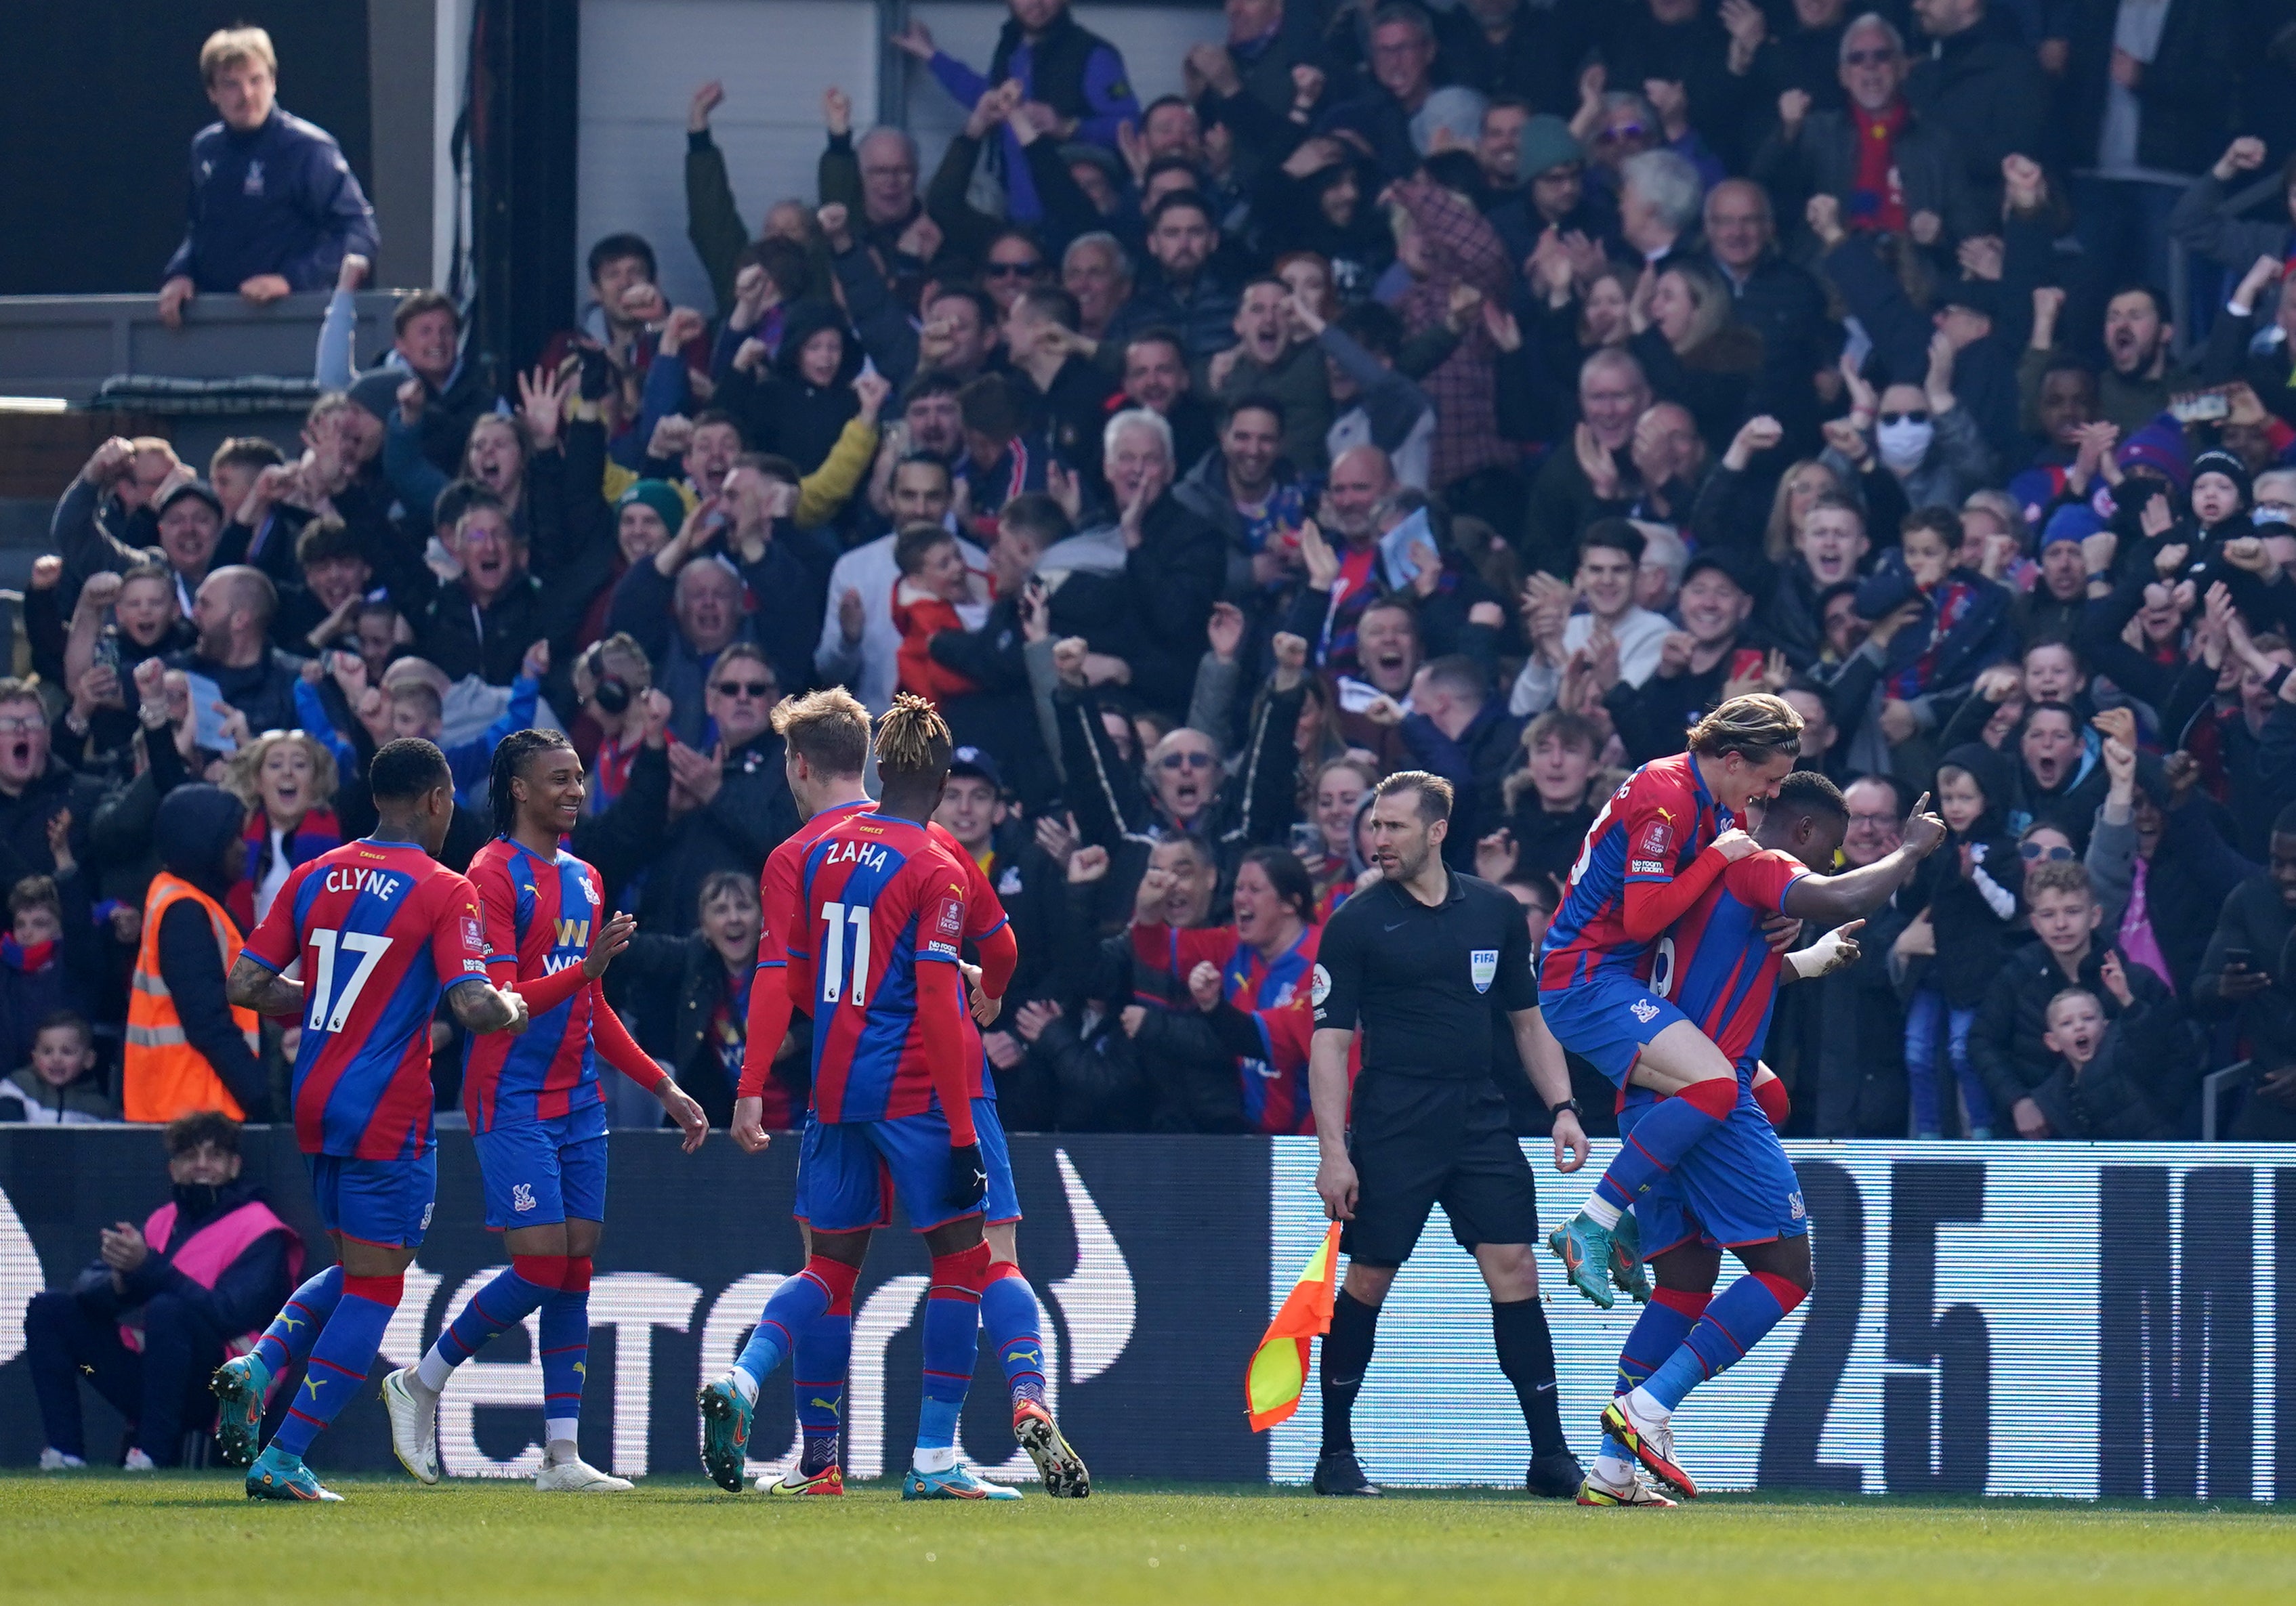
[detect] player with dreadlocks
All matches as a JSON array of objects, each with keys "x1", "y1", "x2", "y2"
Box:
[
  {"x1": 381, "y1": 727, "x2": 709, "y2": 1492},
  {"x1": 702, "y1": 695, "x2": 1075, "y2": 1500},
  {"x1": 726, "y1": 690, "x2": 1088, "y2": 1498}
]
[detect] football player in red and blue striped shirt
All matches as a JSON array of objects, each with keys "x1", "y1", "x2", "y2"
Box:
[
  {"x1": 382, "y1": 729, "x2": 708, "y2": 1494},
  {"x1": 1587, "y1": 772, "x2": 1944, "y2": 1506},
  {"x1": 213, "y1": 739, "x2": 530, "y2": 1503},
  {"x1": 727, "y1": 690, "x2": 1084, "y2": 1498},
  {"x1": 702, "y1": 696, "x2": 1022, "y2": 1502},
  {"x1": 1539, "y1": 696, "x2": 1801, "y2": 1310}
]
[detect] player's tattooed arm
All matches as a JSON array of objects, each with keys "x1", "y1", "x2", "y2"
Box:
[
  {"x1": 449, "y1": 979, "x2": 532, "y2": 1036},
  {"x1": 226, "y1": 955, "x2": 305, "y2": 1017}
]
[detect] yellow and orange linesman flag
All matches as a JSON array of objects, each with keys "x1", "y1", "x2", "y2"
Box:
[{"x1": 1246, "y1": 1223, "x2": 1341, "y2": 1431}]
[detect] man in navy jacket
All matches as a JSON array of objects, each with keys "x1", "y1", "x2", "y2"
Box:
[{"x1": 158, "y1": 27, "x2": 377, "y2": 327}]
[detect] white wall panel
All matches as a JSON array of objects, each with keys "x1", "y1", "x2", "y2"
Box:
[{"x1": 578, "y1": 0, "x2": 882, "y2": 312}]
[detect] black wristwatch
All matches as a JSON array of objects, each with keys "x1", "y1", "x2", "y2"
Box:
[{"x1": 1547, "y1": 1097, "x2": 1582, "y2": 1120}]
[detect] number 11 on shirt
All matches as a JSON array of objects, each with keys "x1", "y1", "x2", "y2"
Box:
[{"x1": 820, "y1": 902, "x2": 872, "y2": 1006}]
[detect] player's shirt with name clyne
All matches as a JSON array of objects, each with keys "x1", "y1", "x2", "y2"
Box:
[
  {"x1": 243, "y1": 838, "x2": 493, "y2": 1160},
  {"x1": 1541, "y1": 752, "x2": 1729, "y2": 988},
  {"x1": 1637, "y1": 847, "x2": 1808, "y2": 1080},
  {"x1": 794, "y1": 811, "x2": 972, "y2": 1125},
  {"x1": 461, "y1": 837, "x2": 612, "y2": 1133}
]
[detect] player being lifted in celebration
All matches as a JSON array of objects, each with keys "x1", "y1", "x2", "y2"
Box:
[
  {"x1": 1584, "y1": 773, "x2": 1944, "y2": 1505},
  {"x1": 380, "y1": 730, "x2": 709, "y2": 1492},
  {"x1": 1308, "y1": 772, "x2": 1591, "y2": 1499},
  {"x1": 211, "y1": 740, "x2": 531, "y2": 1502},
  {"x1": 728, "y1": 688, "x2": 1086, "y2": 1497},
  {"x1": 1539, "y1": 695, "x2": 1802, "y2": 1308},
  {"x1": 701, "y1": 694, "x2": 1032, "y2": 1500}
]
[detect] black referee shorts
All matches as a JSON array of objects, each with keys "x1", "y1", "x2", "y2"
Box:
[{"x1": 1340, "y1": 1074, "x2": 1539, "y2": 1267}]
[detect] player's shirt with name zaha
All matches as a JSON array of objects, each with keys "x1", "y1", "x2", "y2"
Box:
[
  {"x1": 241, "y1": 838, "x2": 493, "y2": 1160},
  {"x1": 1541, "y1": 752, "x2": 1729, "y2": 988},
  {"x1": 795, "y1": 812, "x2": 973, "y2": 1124},
  {"x1": 758, "y1": 807, "x2": 1009, "y2": 1103},
  {"x1": 461, "y1": 838, "x2": 610, "y2": 1132},
  {"x1": 1636, "y1": 847, "x2": 1808, "y2": 1080}
]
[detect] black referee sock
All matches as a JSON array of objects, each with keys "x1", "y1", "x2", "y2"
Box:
[
  {"x1": 1319, "y1": 1290, "x2": 1381, "y2": 1456},
  {"x1": 1493, "y1": 1297, "x2": 1568, "y2": 1459}
]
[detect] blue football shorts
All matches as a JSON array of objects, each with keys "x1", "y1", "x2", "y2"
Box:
[
  {"x1": 1617, "y1": 1088, "x2": 1809, "y2": 1252},
  {"x1": 1539, "y1": 968, "x2": 1692, "y2": 1088},
  {"x1": 306, "y1": 1149, "x2": 437, "y2": 1248},
  {"x1": 793, "y1": 1097, "x2": 1020, "y2": 1233},
  {"x1": 471, "y1": 1105, "x2": 610, "y2": 1231}
]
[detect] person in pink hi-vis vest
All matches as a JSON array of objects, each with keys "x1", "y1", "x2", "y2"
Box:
[{"x1": 25, "y1": 1113, "x2": 301, "y2": 1470}]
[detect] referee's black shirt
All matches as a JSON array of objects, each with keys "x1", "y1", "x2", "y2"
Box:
[{"x1": 1311, "y1": 870, "x2": 1537, "y2": 1079}]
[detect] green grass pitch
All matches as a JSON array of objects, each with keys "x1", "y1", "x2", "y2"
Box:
[{"x1": 5, "y1": 1473, "x2": 2292, "y2": 1605}]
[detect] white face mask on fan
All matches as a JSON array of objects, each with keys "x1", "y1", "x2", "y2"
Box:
[{"x1": 1877, "y1": 415, "x2": 1934, "y2": 473}]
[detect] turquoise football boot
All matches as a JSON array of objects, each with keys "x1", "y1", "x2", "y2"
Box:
[{"x1": 902, "y1": 1462, "x2": 1023, "y2": 1501}]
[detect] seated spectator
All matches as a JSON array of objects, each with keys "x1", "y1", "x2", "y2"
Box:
[
  {"x1": 620, "y1": 643, "x2": 799, "y2": 936},
  {"x1": 1815, "y1": 293, "x2": 1995, "y2": 509},
  {"x1": 1039, "y1": 409, "x2": 1226, "y2": 721},
  {"x1": 1293, "y1": 297, "x2": 1436, "y2": 492},
  {"x1": 1003, "y1": 284, "x2": 1119, "y2": 470},
  {"x1": 1852, "y1": 507, "x2": 2016, "y2": 757},
  {"x1": 277, "y1": 515, "x2": 375, "y2": 656},
  {"x1": 222, "y1": 730, "x2": 341, "y2": 933},
  {"x1": 1512, "y1": 519, "x2": 1672, "y2": 716},
  {"x1": 2036, "y1": 972, "x2": 2200, "y2": 1141},
  {"x1": 157, "y1": 27, "x2": 377, "y2": 327},
  {"x1": 892, "y1": 523, "x2": 990, "y2": 703},
  {"x1": 1500, "y1": 710, "x2": 1606, "y2": 884},
  {"x1": 1764, "y1": 492, "x2": 1869, "y2": 668},
  {"x1": 1210, "y1": 278, "x2": 1332, "y2": 473},
  {"x1": 121, "y1": 786, "x2": 265, "y2": 1124},
  {"x1": 1106, "y1": 192, "x2": 1240, "y2": 360},
  {"x1": 1630, "y1": 258, "x2": 1764, "y2": 455},
  {"x1": 1752, "y1": 13, "x2": 1984, "y2": 249},
  {"x1": 59, "y1": 565, "x2": 194, "y2": 768},
  {"x1": 616, "y1": 870, "x2": 781, "y2": 1130},
  {"x1": 1973, "y1": 858, "x2": 2182, "y2": 1140},
  {"x1": 0, "y1": 1013, "x2": 114, "y2": 1125},
  {"x1": 568, "y1": 633, "x2": 653, "y2": 811},
  {"x1": 1606, "y1": 551, "x2": 1768, "y2": 763},
  {"x1": 173, "y1": 566, "x2": 301, "y2": 738},
  {"x1": 2086, "y1": 724, "x2": 2256, "y2": 999},
  {"x1": 1900, "y1": 742, "x2": 2024, "y2": 1139},
  {"x1": 1174, "y1": 396, "x2": 1317, "y2": 598},
  {"x1": 1525, "y1": 349, "x2": 1652, "y2": 576},
  {"x1": 954, "y1": 374, "x2": 1058, "y2": 535},
  {"x1": 1114, "y1": 329, "x2": 1218, "y2": 474},
  {"x1": 0, "y1": 845, "x2": 102, "y2": 1078},
  {"x1": 896, "y1": 1, "x2": 1139, "y2": 225},
  {"x1": 1617, "y1": 148, "x2": 1705, "y2": 267},
  {"x1": 1062, "y1": 232, "x2": 1133, "y2": 341},
  {"x1": 714, "y1": 301, "x2": 862, "y2": 475}
]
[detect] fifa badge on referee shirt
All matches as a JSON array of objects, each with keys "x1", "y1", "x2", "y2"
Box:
[{"x1": 1469, "y1": 950, "x2": 1497, "y2": 993}]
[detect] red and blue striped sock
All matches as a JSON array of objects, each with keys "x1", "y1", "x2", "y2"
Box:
[
  {"x1": 978, "y1": 1263, "x2": 1046, "y2": 1408},
  {"x1": 792, "y1": 1270, "x2": 855, "y2": 1478},
  {"x1": 418, "y1": 1255, "x2": 563, "y2": 1391},
  {"x1": 1599, "y1": 1287, "x2": 1707, "y2": 1464},
  {"x1": 251, "y1": 1266, "x2": 342, "y2": 1377},
  {"x1": 269, "y1": 1273, "x2": 401, "y2": 1459},
  {"x1": 539, "y1": 1256, "x2": 591, "y2": 1450},
  {"x1": 735, "y1": 1256, "x2": 854, "y2": 1400},
  {"x1": 1592, "y1": 1080, "x2": 1738, "y2": 1217},
  {"x1": 1642, "y1": 1272, "x2": 1805, "y2": 1412},
  {"x1": 915, "y1": 1241, "x2": 992, "y2": 1472}
]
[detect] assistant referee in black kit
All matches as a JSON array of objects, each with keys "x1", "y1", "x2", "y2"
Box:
[{"x1": 1306, "y1": 770, "x2": 1592, "y2": 1498}]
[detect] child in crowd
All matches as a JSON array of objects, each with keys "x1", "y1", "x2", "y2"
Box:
[
  {"x1": 890, "y1": 522, "x2": 988, "y2": 704},
  {"x1": 1854, "y1": 507, "x2": 2018, "y2": 723},
  {"x1": 1899, "y1": 743, "x2": 2024, "y2": 1139},
  {"x1": 2039, "y1": 958, "x2": 2198, "y2": 1141},
  {"x1": 0, "y1": 872, "x2": 98, "y2": 1076},
  {"x1": 954, "y1": 374, "x2": 1053, "y2": 541},
  {"x1": 0, "y1": 1012, "x2": 114, "y2": 1124}
]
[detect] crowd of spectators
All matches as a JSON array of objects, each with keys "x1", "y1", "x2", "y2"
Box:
[{"x1": 17, "y1": 5, "x2": 2296, "y2": 1145}]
